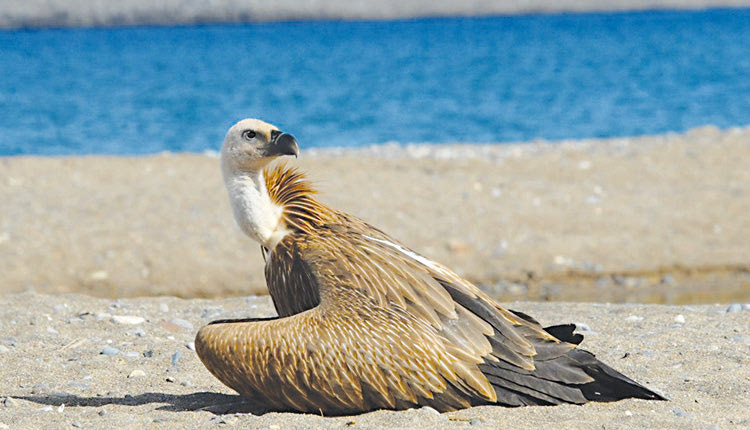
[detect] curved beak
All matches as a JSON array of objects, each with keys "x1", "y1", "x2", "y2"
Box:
[{"x1": 268, "y1": 130, "x2": 300, "y2": 158}]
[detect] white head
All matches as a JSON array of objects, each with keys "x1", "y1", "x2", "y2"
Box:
[
  {"x1": 220, "y1": 118, "x2": 300, "y2": 247},
  {"x1": 221, "y1": 118, "x2": 299, "y2": 174}
]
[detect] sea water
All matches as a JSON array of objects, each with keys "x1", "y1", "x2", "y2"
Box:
[{"x1": 0, "y1": 8, "x2": 748, "y2": 155}]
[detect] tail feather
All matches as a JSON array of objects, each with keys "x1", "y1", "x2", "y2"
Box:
[
  {"x1": 481, "y1": 347, "x2": 665, "y2": 406},
  {"x1": 484, "y1": 374, "x2": 560, "y2": 406},
  {"x1": 568, "y1": 349, "x2": 666, "y2": 402},
  {"x1": 482, "y1": 365, "x2": 588, "y2": 404},
  {"x1": 477, "y1": 316, "x2": 666, "y2": 405}
]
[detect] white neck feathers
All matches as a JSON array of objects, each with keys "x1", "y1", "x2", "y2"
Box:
[{"x1": 222, "y1": 165, "x2": 289, "y2": 249}]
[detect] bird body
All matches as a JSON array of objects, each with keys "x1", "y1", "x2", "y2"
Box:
[{"x1": 195, "y1": 119, "x2": 664, "y2": 414}]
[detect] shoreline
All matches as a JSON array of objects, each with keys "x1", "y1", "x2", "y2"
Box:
[
  {"x1": 2, "y1": 126, "x2": 749, "y2": 303},
  {"x1": 1, "y1": 1, "x2": 749, "y2": 29}
]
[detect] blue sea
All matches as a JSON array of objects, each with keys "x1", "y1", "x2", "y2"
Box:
[{"x1": 0, "y1": 9, "x2": 749, "y2": 155}]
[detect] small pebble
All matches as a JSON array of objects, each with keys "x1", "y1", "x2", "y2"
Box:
[
  {"x1": 134, "y1": 328, "x2": 146, "y2": 337},
  {"x1": 67, "y1": 382, "x2": 90, "y2": 390},
  {"x1": 673, "y1": 408, "x2": 689, "y2": 417},
  {"x1": 128, "y1": 369, "x2": 145, "y2": 378},
  {"x1": 31, "y1": 383, "x2": 51, "y2": 394},
  {"x1": 726, "y1": 303, "x2": 743, "y2": 313},
  {"x1": 660, "y1": 274, "x2": 676, "y2": 285},
  {"x1": 447, "y1": 239, "x2": 469, "y2": 253},
  {"x1": 573, "y1": 322, "x2": 593, "y2": 333},
  {"x1": 469, "y1": 418, "x2": 483, "y2": 425},
  {"x1": 186, "y1": 342, "x2": 195, "y2": 351},
  {"x1": 98, "y1": 410, "x2": 107, "y2": 417},
  {"x1": 72, "y1": 422, "x2": 82, "y2": 428},
  {"x1": 585, "y1": 194, "x2": 601, "y2": 205},
  {"x1": 111, "y1": 315, "x2": 145, "y2": 325},
  {"x1": 100, "y1": 347, "x2": 120, "y2": 356},
  {"x1": 220, "y1": 416, "x2": 239, "y2": 425},
  {"x1": 125, "y1": 352, "x2": 140, "y2": 358},
  {"x1": 180, "y1": 381, "x2": 192, "y2": 387},
  {"x1": 674, "y1": 314, "x2": 685, "y2": 324},
  {"x1": 419, "y1": 406, "x2": 441, "y2": 416},
  {"x1": 171, "y1": 351, "x2": 183, "y2": 366},
  {"x1": 201, "y1": 308, "x2": 223, "y2": 319},
  {"x1": 169, "y1": 318, "x2": 194, "y2": 330},
  {"x1": 553, "y1": 255, "x2": 573, "y2": 266},
  {"x1": 165, "y1": 377, "x2": 175, "y2": 383},
  {"x1": 90, "y1": 270, "x2": 108, "y2": 281},
  {"x1": 143, "y1": 350, "x2": 154, "y2": 358},
  {"x1": 2, "y1": 397, "x2": 19, "y2": 407},
  {"x1": 624, "y1": 410, "x2": 632, "y2": 416},
  {"x1": 159, "y1": 321, "x2": 182, "y2": 332}
]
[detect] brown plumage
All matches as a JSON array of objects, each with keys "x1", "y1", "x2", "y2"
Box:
[{"x1": 195, "y1": 119, "x2": 665, "y2": 415}]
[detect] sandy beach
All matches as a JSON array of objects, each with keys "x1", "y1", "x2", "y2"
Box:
[
  {"x1": 2, "y1": 126, "x2": 749, "y2": 303},
  {"x1": 1, "y1": 127, "x2": 749, "y2": 428},
  {"x1": 0, "y1": 293, "x2": 748, "y2": 429}
]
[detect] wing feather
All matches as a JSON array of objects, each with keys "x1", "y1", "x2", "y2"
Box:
[{"x1": 263, "y1": 225, "x2": 579, "y2": 406}]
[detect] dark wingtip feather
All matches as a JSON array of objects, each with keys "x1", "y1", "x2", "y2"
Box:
[
  {"x1": 571, "y1": 349, "x2": 667, "y2": 402},
  {"x1": 544, "y1": 324, "x2": 584, "y2": 345}
]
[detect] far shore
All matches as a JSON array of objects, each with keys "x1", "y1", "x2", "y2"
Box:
[{"x1": 1, "y1": 0, "x2": 749, "y2": 29}]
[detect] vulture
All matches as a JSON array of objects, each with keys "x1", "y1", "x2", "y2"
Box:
[{"x1": 195, "y1": 118, "x2": 664, "y2": 414}]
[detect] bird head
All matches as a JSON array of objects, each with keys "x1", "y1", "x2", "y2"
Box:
[{"x1": 221, "y1": 118, "x2": 299, "y2": 172}]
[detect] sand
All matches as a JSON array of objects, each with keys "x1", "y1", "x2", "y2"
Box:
[
  {"x1": 2, "y1": 126, "x2": 749, "y2": 303},
  {"x1": 1, "y1": 126, "x2": 749, "y2": 428},
  {"x1": 0, "y1": 293, "x2": 748, "y2": 429},
  {"x1": 1, "y1": 0, "x2": 750, "y2": 29}
]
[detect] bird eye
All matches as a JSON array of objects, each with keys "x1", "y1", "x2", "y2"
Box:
[{"x1": 242, "y1": 130, "x2": 256, "y2": 140}]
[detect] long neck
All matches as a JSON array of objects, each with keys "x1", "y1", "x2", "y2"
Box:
[{"x1": 222, "y1": 164, "x2": 288, "y2": 249}]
